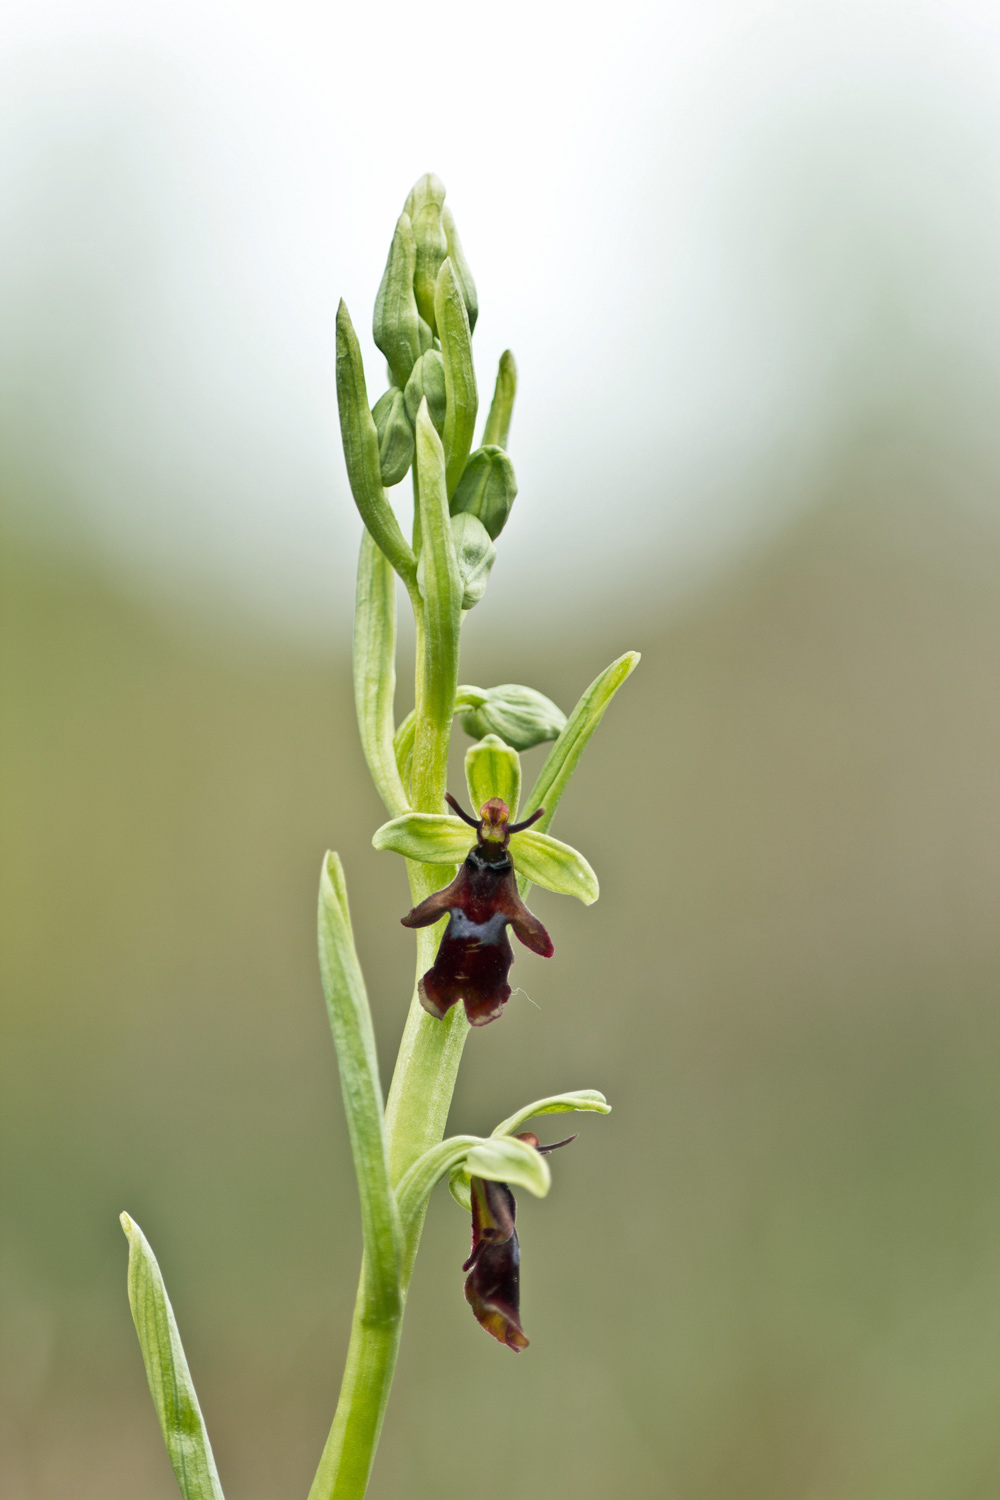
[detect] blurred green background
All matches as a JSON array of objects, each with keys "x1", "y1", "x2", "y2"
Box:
[
  {"x1": 6, "y1": 2, "x2": 1000, "y2": 1497},
  {"x1": 6, "y1": 463, "x2": 1000, "y2": 1499}
]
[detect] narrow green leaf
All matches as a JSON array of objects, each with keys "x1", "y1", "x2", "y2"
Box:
[
  {"x1": 373, "y1": 212, "x2": 421, "y2": 389},
  {"x1": 411, "y1": 401, "x2": 462, "y2": 810},
  {"x1": 508, "y1": 827, "x2": 599, "y2": 904},
  {"x1": 318, "y1": 855, "x2": 402, "y2": 1321},
  {"x1": 492, "y1": 1089, "x2": 612, "y2": 1139},
  {"x1": 482, "y1": 349, "x2": 516, "y2": 449},
  {"x1": 523, "y1": 651, "x2": 641, "y2": 836},
  {"x1": 372, "y1": 812, "x2": 471, "y2": 864},
  {"x1": 465, "y1": 734, "x2": 521, "y2": 819},
  {"x1": 434, "y1": 258, "x2": 478, "y2": 499},
  {"x1": 336, "y1": 301, "x2": 417, "y2": 587},
  {"x1": 120, "y1": 1213, "x2": 225, "y2": 1500},
  {"x1": 353, "y1": 532, "x2": 409, "y2": 818}
]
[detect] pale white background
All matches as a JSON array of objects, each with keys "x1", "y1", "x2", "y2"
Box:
[{"x1": 4, "y1": 0, "x2": 1000, "y2": 636}]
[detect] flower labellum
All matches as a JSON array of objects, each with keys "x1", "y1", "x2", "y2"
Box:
[
  {"x1": 401, "y1": 795, "x2": 553, "y2": 1026},
  {"x1": 463, "y1": 1133, "x2": 577, "y2": 1350}
]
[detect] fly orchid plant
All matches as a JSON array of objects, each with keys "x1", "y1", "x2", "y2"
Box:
[{"x1": 119, "y1": 174, "x2": 639, "y2": 1500}]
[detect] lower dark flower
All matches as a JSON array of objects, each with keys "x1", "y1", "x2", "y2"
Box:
[
  {"x1": 462, "y1": 1133, "x2": 576, "y2": 1351},
  {"x1": 401, "y1": 795, "x2": 553, "y2": 1026},
  {"x1": 463, "y1": 1175, "x2": 527, "y2": 1350}
]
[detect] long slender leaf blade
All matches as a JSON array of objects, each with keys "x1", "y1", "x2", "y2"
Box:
[
  {"x1": 518, "y1": 651, "x2": 639, "y2": 898},
  {"x1": 120, "y1": 1213, "x2": 226, "y2": 1500},
  {"x1": 318, "y1": 854, "x2": 402, "y2": 1319},
  {"x1": 523, "y1": 651, "x2": 640, "y2": 833},
  {"x1": 354, "y1": 531, "x2": 409, "y2": 817}
]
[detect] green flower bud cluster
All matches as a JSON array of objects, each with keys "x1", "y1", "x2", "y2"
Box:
[{"x1": 336, "y1": 174, "x2": 524, "y2": 614}]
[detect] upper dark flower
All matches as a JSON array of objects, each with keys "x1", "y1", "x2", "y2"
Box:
[{"x1": 401, "y1": 795, "x2": 553, "y2": 1026}]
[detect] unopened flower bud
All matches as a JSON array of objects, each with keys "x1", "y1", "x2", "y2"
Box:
[
  {"x1": 404, "y1": 174, "x2": 448, "y2": 332},
  {"x1": 371, "y1": 388, "x2": 415, "y2": 487},
  {"x1": 450, "y1": 446, "x2": 517, "y2": 540},
  {"x1": 403, "y1": 350, "x2": 447, "y2": 434},
  {"x1": 373, "y1": 213, "x2": 421, "y2": 390},
  {"x1": 451, "y1": 512, "x2": 496, "y2": 609},
  {"x1": 458, "y1": 684, "x2": 566, "y2": 751}
]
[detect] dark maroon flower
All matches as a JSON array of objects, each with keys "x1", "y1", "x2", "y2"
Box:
[
  {"x1": 400, "y1": 795, "x2": 553, "y2": 1026},
  {"x1": 463, "y1": 1132, "x2": 577, "y2": 1351}
]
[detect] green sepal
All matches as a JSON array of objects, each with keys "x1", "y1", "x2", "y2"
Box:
[
  {"x1": 371, "y1": 387, "x2": 415, "y2": 487},
  {"x1": 318, "y1": 854, "x2": 403, "y2": 1321},
  {"x1": 403, "y1": 350, "x2": 446, "y2": 434},
  {"x1": 456, "y1": 682, "x2": 565, "y2": 750},
  {"x1": 450, "y1": 445, "x2": 517, "y2": 540},
  {"x1": 482, "y1": 349, "x2": 516, "y2": 449},
  {"x1": 395, "y1": 1133, "x2": 549, "y2": 1238},
  {"x1": 508, "y1": 828, "x2": 599, "y2": 904},
  {"x1": 465, "y1": 733, "x2": 521, "y2": 819},
  {"x1": 335, "y1": 300, "x2": 416, "y2": 586},
  {"x1": 353, "y1": 531, "x2": 409, "y2": 817},
  {"x1": 448, "y1": 1168, "x2": 473, "y2": 1212},
  {"x1": 120, "y1": 1213, "x2": 226, "y2": 1500},
  {"x1": 435, "y1": 258, "x2": 478, "y2": 499},
  {"x1": 373, "y1": 212, "x2": 421, "y2": 389},
  {"x1": 394, "y1": 1134, "x2": 480, "y2": 1236},
  {"x1": 393, "y1": 709, "x2": 415, "y2": 795},
  {"x1": 448, "y1": 1134, "x2": 552, "y2": 1213},
  {"x1": 405, "y1": 174, "x2": 448, "y2": 332},
  {"x1": 492, "y1": 1089, "x2": 612, "y2": 1139},
  {"x1": 523, "y1": 651, "x2": 640, "y2": 839},
  {"x1": 465, "y1": 1136, "x2": 552, "y2": 1195},
  {"x1": 442, "y1": 203, "x2": 478, "y2": 332},
  {"x1": 372, "y1": 812, "x2": 471, "y2": 864},
  {"x1": 373, "y1": 812, "x2": 597, "y2": 901},
  {"x1": 451, "y1": 512, "x2": 496, "y2": 609}
]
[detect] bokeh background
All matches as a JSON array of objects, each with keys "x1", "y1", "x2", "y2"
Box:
[{"x1": 5, "y1": 2, "x2": 1000, "y2": 1496}]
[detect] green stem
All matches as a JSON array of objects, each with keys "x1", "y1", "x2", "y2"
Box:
[
  {"x1": 306, "y1": 1264, "x2": 402, "y2": 1500},
  {"x1": 313, "y1": 451, "x2": 465, "y2": 1495},
  {"x1": 384, "y1": 865, "x2": 469, "y2": 1180}
]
